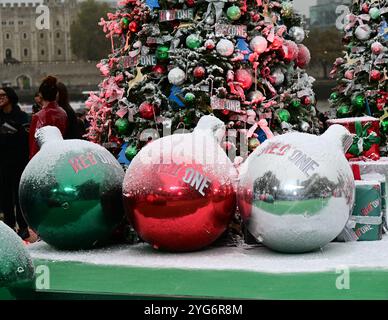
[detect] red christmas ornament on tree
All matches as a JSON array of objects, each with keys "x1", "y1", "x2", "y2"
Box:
[
  {"x1": 129, "y1": 21, "x2": 139, "y2": 33},
  {"x1": 280, "y1": 40, "x2": 299, "y2": 62},
  {"x1": 235, "y1": 69, "x2": 253, "y2": 90},
  {"x1": 205, "y1": 39, "x2": 215, "y2": 50},
  {"x1": 193, "y1": 66, "x2": 206, "y2": 79},
  {"x1": 371, "y1": 70, "x2": 381, "y2": 81},
  {"x1": 301, "y1": 96, "x2": 312, "y2": 106},
  {"x1": 362, "y1": 3, "x2": 369, "y2": 13},
  {"x1": 296, "y1": 44, "x2": 311, "y2": 68},
  {"x1": 139, "y1": 102, "x2": 159, "y2": 120},
  {"x1": 186, "y1": 0, "x2": 195, "y2": 7},
  {"x1": 122, "y1": 116, "x2": 237, "y2": 252},
  {"x1": 152, "y1": 64, "x2": 166, "y2": 75}
]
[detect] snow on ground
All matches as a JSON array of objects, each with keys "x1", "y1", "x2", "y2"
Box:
[{"x1": 28, "y1": 236, "x2": 388, "y2": 274}]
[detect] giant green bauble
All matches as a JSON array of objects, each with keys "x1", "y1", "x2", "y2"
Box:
[
  {"x1": 19, "y1": 127, "x2": 125, "y2": 250},
  {"x1": 0, "y1": 222, "x2": 34, "y2": 289}
]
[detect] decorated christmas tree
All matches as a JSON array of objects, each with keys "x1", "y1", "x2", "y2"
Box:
[
  {"x1": 329, "y1": 0, "x2": 388, "y2": 147},
  {"x1": 86, "y1": 0, "x2": 322, "y2": 161}
]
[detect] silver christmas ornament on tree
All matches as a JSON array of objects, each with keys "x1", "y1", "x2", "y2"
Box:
[
  {"x1": 299, "y1": 121, "x2": 310, "y2": 132},
  {"x1": 271, "y1": 68, "x2": 285, "y2": 86},
  {"x1": 355, "y1": 25, "x2": 372, "y2": 41},
  {"x1": 216, "y1": 39, "x2": 235, "y2": 57},
  {"x1": 238, "y1": 125, "x2": 355, "y2": 253},
  {"x1": 168, "y1": 67, "x2": 186, "y2": 85},
  {"x1": 250, "y1": 36, "x2": 268, "y2": 54},
  {"x1": 289, "y1": 26, "x2": 305, "y2": 43}
]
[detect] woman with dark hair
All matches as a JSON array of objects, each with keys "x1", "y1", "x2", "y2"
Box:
[
  {"x1": 0, "y1": 87, "x2": 31, "y2": 239},
  {"x1": 29, "y1": 76, "x2": 68, "y2": 159},
  {"x1": 57, "y1": 82, "x2": 82, "y2": 139}
]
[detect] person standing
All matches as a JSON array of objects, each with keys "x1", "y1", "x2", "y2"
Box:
[
  {"x1": 29, "y1": 76, "x2": 68, "y2": 159},
  {"x1": 0, "y1": 87, "x2": 31, "y2": 239},
  {"x1": 32, "y1": 92, "x2": 43, "y2": 115},
  {"x1": 57, "y1": 82, "x2": 83, "y2": 139}
]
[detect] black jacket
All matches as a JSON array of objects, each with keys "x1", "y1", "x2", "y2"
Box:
[{"x1": 0, "y1": 105, "x2": 30, "y2": 169}]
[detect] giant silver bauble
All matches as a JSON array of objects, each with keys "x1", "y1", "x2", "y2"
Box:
[{"x1": 238, "y1": 125, "x2": 355, "y2": 253}]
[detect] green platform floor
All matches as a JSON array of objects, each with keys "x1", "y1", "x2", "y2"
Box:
[
  {"x1": 3, "y1": 235, "x2": 388, "y2": 300},
  {"x1": 2, "y1": 259, "x2": 388, "y2": 300}
]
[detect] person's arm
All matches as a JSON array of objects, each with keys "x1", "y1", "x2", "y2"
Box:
[{"x1": 28, "y1": 114, "x2": 39, "y2": 159}]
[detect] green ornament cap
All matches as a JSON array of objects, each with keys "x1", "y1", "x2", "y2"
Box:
[
  {"x1": 125, "y1": 145, "x2": 138, "y2": 161},
  {"x1": 156, "y1": 45, "x2": 170, "y2": 60},
  {"x1": 0, "y1": 222, "x2": 35, "y2": 288},
  {"x1": 115, "y1": 118, "x2": 130, "y2": 135},
  {"x1": 336, "y1": 105, "x2": 350, "y2": 118},
  {"x1": 277, "y1": 109, "x2": 291, "y2": 122},
  {"x1": 227, "y1": 5, "x2": 241, "y2": 21},
  {"x1": 186, "y1": 34, "x2": 202, "y2": 50}
]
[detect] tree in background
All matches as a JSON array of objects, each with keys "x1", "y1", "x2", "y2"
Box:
[
  {"x1": 329, "y1": 0, "x2": 387, "y2": 129},
  {"x1": 71, "y1": 0, "x2": 112, "y2": 61},
  {"x1": 86, "y1": 0, "x2": 322, "y2": 161},
  {"x1": 304, "y1": 27, "x2": 343, "y2": 79}
]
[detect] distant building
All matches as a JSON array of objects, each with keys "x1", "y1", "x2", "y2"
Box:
[
  {"x1": 0, "y1": 0, "x2": 79, "y2": 65},
  {"x1": 309, "y1": 0, "x2": 351, "y2": 29}
]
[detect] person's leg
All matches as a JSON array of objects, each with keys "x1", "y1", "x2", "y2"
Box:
[
  {"x1": 13, "y1": 168, "x2": 30, "y2": 239},
  {"x1": 0, "y1": 168, "x2": 16, "y2": 229}
]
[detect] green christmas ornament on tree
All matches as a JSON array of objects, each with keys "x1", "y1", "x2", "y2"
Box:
[
  {"x1": 227, "y1": 5, "x2": 241, "y2": 21},
  {"x1": 291, "y1": 99, "x2": 301, "y2": 108},
  {"x1": 336, "y1": 105, "x2": 350, "y2": 118},
  {"x1": 352, "y1": 94, "x2": 365, "y2": 110},
  {"x1": 19, "y1": 126, "x2": 125, "y2": 250},
  {"x1": 156, "y1": 45, "x2": 169, "y2": 60},
  {"x1": 381, "y1": 119, "x2": 388, "y2": 135},
  {"x1": 277, "y1": 109, "x2": 291, "y2": 122},
  {"x1": 369, "y1": 7, "x2": 381, "y2": 20},
  {"x1": 121, "y1": 17, "x2": 130, "y2": 27},
  {"x1": 115, "y1": 118, "x2": 130, "y2": 135},
  {"x1": 186, "y1": 34, "x2": 202, "y2": 49},
  {"x1": 330, "y1": 92, "x2": 339, "y2": 101},
  {"x1": 125, "y1": 145, "x2": 138, "y2": 161},
  {"x1": 0, "y1": 222, "x2": 35, "y2": 288},
  {"x1": 184, "y1": 92, "x2": 195, "y2": 103}
]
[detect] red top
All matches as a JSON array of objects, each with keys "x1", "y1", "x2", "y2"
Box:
[{"x1": 29, "y1": 101, "x2": 68, "y2": 159}]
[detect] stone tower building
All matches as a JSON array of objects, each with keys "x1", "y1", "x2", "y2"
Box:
[{"x1": 0, "y1": 0, "x2": 78, "y2": 64}]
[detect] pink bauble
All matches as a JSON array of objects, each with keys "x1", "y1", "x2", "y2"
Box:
[
  {"x1": 280, "y1": 40, "x2": 299, "y2": 62},
  {"x1": 345, "y1": 70, "x2": 354, "y2": 80},
  {"x1": 371, "y1": 42, "x2": 383, "y2": 55},
  {"x1": 235, "y1": 69, "x2": 253, "y2": 90},
  {"x1": 250, "y1": 36, "x2": 268, "y2": 54},
  {"x1": 296, "y1": 44, "x2": 311, "y2": 68}
]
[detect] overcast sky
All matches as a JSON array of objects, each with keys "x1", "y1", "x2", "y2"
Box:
[{"x1": 5, "y1": 0, "x2": 317, "y2": 17}]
